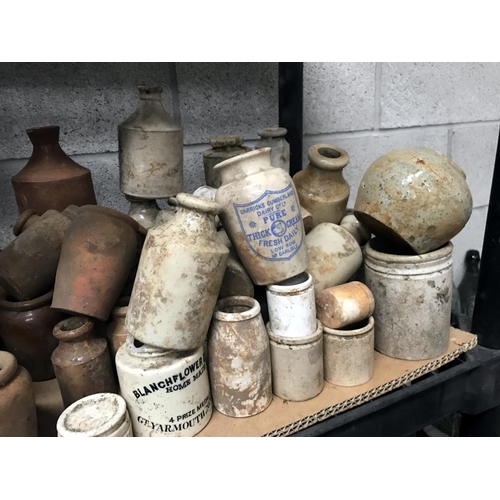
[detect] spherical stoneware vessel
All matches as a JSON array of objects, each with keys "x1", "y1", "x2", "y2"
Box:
[
  {"x1": 125, "y1": 193, "x2": 229, "y2": 350},
  {"x1": 306, "y1": 223, "x2": 363, "y2": 294},
  {"x1": 57, "y1": 393, "x2": 133, "y2": 437},
  {"x1": 126, "y1": 196, "x2": 160, "y2": 230},
  {"x1": 255, "y1": 127, "x2": 290, "y2": 173},
  {"x1": 364, "y1": 239, "x2": 453, "y2": 360},
  {"x1": 293, "y1": 144, "x2": 350, "y2": 228},
  {"x1": 354, "y1": 148, "x2": 473, "y2": 255},
  {"x1": 215, "y1": 148, "x2": 308, "y2": 286},
  {"x1": 208, "y1": 296, "x2": 272, "y2": 417},
  {"x1": 116, "y1": 338, "x2": 212, "y2": 437},
  {"x1": 0, "y1": 351, "x2": 37, "y2": 436}
]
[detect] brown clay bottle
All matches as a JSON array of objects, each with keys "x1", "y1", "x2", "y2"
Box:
[
  {"x1": 51, "y1": 316, "x2": 118, "y2": 408},
  {"x1": 0, "y1": 351, "x2": 38, "y2": 436},
  {"x1": 11, "y1": 126, "x2": 97, "y2": 215}
]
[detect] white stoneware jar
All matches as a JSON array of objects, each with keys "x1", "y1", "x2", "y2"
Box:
[
  {"x1": 255, "y1": 127, "x2": 290, "y2": 173},
  {"x1": 118, "y1": 85, "x2": 183, "y2": 199},
  {"x1": 126, "y1": 196, "x2": 160, "y2": 230},
  {"x1": 208, "y1": 296, "x2": 272, "y2": 417},
  {"x1": 125, "y1": 193, "x2": 229, "y2": 350},
  {"x1": 306, "y1": 223, "x2": 363, "y2": 294},
  {"x1": 214, "y1": 148, "x2": 308, "y2": 286},
  {"x1": 364, "y1": 239, "x2": 453, "y2": 360},
  {"x1": 323, "y1": 316, "x2": 374, "y2": 387},
  {"x1": 266, "y1": 272, "x2": 316, "y2": 338},
  {"x1": 116, "y1": 338, "x2": 212, "y2": 437},
  {"x1": 57, "y1": 393, "x2": 133, "y2": 437},
  {"x1": 267, "y1": 320, "x2": 324, "y2": 402}
]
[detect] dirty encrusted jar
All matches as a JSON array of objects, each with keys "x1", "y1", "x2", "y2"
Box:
[
  {"x1": 293, "y1": 144, "x2": 350, "y2": 228},
  {"x1": 208, "y1": 296, "x2": 272, "y2": 417},
  {"x1": 119, "y1": 85, "x2": 183, "y2": 199},
  {"x1": 255, "y1": 127, "x2": 290, "y2": 173},
  {"x1": 215, "y1": 148, "x2": 308, "y2": 286},
  {"x1": 116, "y1": 337, "x2": 212, "y2": 437},
  {"x1": 126, "y1": 193, "x2": 229, "y2": 351}
]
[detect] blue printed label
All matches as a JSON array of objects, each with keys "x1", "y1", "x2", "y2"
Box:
[{"x1": 233, "y1": 183, "x2": 303, "y2": 262}]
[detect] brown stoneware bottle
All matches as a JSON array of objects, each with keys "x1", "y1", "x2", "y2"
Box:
[
  {"x1": 11, "y1": 126, "x2": 97, "y2": 215},
  {"x1": 0, "y1": 351, "x2": 38, "y2": 436},
  {"x1": 51, "y1": 316, "x2": 118, "y2": 408},
  {"x1": 0, "y1": 290, "x2": 65, "y2": 381}
]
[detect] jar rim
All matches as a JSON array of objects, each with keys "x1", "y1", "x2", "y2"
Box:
[
  {"x1": 267, "y1": 272, "x2": 312, "y2": 294},
  {"x1": 267, "y1": 320, "x2": 323, "y2": 345},
  {"x1": 365, "y1": 239, "x2": 453, "y2": 264},
  {"x1": 213, "y1": 296, "x2": 261, "y2": 322},
  {"x1": 0, "y1": 289, "x2": 53, "y2": 312},
  {"x1": 322, "y1": 316, "x2": 374, "y2": 338},
  {"x1": 213, "y1": 147, "x2": 271, "y2": 174}
]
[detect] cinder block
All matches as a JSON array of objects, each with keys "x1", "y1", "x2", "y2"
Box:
[
  {"x1": 0, "y1": 63, "x2": 174, "y2": 159},
  {"x1": 450, "y1": 123, "x2": 499, "y2": 208},
  {"x1": 304, "y1": 62, "x2": 376, "y2": 134},
  {"x1": 302, "y1": 127, "x2": 448, "y2": 206},
  {"x1": 176, "y1": 63, "x2": 278, "y2": 145},
  {"x1": 183, "y1": 146, "x2": 206, "y2": 193},
  {"x1": 381, "y1": 62, "x2": 500, "y2": 129}
]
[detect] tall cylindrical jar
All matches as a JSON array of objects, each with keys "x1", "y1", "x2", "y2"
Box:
[
  {"x1": 208, "y1": 296, "x2": 272, "y2": 417},
  {"x1": 364, "y1": 240, "x2": 453, "y2": 360},
  {"x1": 119, "y1": 86, "x2": 183, "y2": 199},
  {"x1": 267, "y1": 321, "x2": 324, "y2": 401},
  {"x1": 126, "y1": 194, "x2": 229, "y2": 350},
  {"x1": 51, "y1": 316, "x2": 118, "y2": 408},
  {"x1": 57, "y1": 393, "x2": 133, "y2": 437},
  {"x1": 293, "y1": 144, "x2": 350, "y2": 228},
  {"x1": 215, "y1": 148, "x2": 308, "y2": 286},
  {"x1": 266, "y1": 272, "x2": 316, "y2": 338},
  {"x1": 116, "y1": 338, "x2": 212, "y2": 437},
  {"x1": 203, "y1": 135, "x2": 252, "y2": 188},
  {"x1": 323, "y1": 316, "x2": 375, "y2": 387},
  {"x1": 0, "y1": 351, "x2": 37, "y2": 436},
  {"x1": 255, "y1": 127, "x2": 290, "y2": 173}
]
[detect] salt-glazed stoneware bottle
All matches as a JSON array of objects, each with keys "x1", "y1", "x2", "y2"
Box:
[
  {"x1": 293, "y1": 144, "x2": 350, "y2": 228},
  {"x1": 116, "y1": 337, "x2": 212, "y2": 437},
  {"x1": 118, "y1": 86, "x2": 183, "y2": 200},
  {"x1": 354, "y1": 148, "x2": 473, "y2": 255},
  {"x1": 214, "y1": 148, "x2": 308, "y2": 286},
  {"x1": 255, "y1": 127, "x2": 290, "y2": 173},
  {"x1": 125, "y1": 193, "x2": 229, "y2": 351}
]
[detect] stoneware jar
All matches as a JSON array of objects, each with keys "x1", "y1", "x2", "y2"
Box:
[
  {"x1": 126, "y1": 193, "x2": 229, "y2": 351},
  {"x1": 293, "y1": 144, "x2": 350, "y2": 228},
  {"x1": 255, "y1": 127, "x2": 290, "y2": 173},
  {"x1": 354, "y1": 148, "x2": 473, "y2": 255},
  {"x1": 340, "y1": 213, "x2": 371, "y2": 246},
  {"x1": 266, "y1": 272, "x2": 316, "y2": 338},
  {"x1": 57, "y1": 393, "x2": 133, "y2": 437},
  {"x1": 215, "y1": 148, "x2": 308, "y2": 286},
  {"x1": 106, "y1": 296, "x2": 130, "y2": 362},
  {"x1": 306, "y1": 223, "x2": 363, "y2": 294},
  {"x1": 51, "y1": 316, "x2": 118, "y2": 408},
  {"x1": 0, "y1": 351, "x2": 37, "y2": 436},
  {"x1": 0, "y1": 290, "x2": 65, "y2": 381},
  {"x1": 11, "y1": 125, "x2": 96, "y2": 215},
  {"x1": 267, "y1": 320, "x2": 324, "y2": 402},
  {"x1": 208, "y1": 296, "x2": 272, "y2": 417},
  {"x1": 116, "y1": 337, "x2": 212, "y2": 437},
  {"x1": 119, "y1": 86, "x2": 183, "y2": 199},
  {"x1": 364, "y1": 239, "x2": 453, "y2": 360},
  {"x1": 203, "y1": 135, "x2": 251, "y2": 188},
  {"x1": 126, "y1": 196, "x2": 160, "y2": 230},
  {"x1": 323, "y1": 316, "x2": 375, "y2": 387}
]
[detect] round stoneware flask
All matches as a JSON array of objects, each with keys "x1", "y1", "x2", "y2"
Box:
[
  {"x1": 116, "y1": 337, "x2": 212, "y2": 437},
  {"x1": 255, "y1": 127, "x2": 290, "y2": 173},
  {"x1": 125, "y1": 193, "x2": 229, "y2": 350},
  {"x1": 57, "y1": 392, "x2": 133, "y2": 437},
  {"x1": 266, "y1": 272, "x2": 316, "y2": 338},
  {"x1": 214, "y1": 148, "x2": 308, "y2": 286}
]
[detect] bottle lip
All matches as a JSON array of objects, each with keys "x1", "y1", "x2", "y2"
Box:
[
  {"x1": 213, "y1": 296, "x2": 261, "y2": 322},
  {"x1": 125, "y1": 334, "x2": 169, "y2": 357},
  {"x1": 267, "y1": 319, "x2": 323, "y2": 345},
  {"x1": 53, "y1": 316, "x2": 94, "y2": 342},
  {"x1": 0, "y1": 351, "x2": 18, "y2": 387},
  {"x1": 137, "y1": 85, "x2": 163, "y2": 99},
  {"x1": 257, "y1": 127, "x2": 287, "y2": 138},
  {"x1": 308, "y1": 144, "x2": 349, "y2": 171},
  {"x1": 0, "y1": 289, "x2": 53, "y2": 312},
  {"x1": 176, "y1": 192, "x2": 223, "y2": 216},
  {"x1": 209, "y1": 135, "x2": 244, "y2": 148}
]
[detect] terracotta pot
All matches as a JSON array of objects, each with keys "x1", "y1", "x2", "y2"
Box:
[
  {"x1": 52, "y1": 208, "x2": 138, "y2": 321},
  {"x1": 215, "y1": 148, "x2": 308, "y2": 286},
  {"x1": 208, "y1": 296, "x2": 272, "y2": 417},
  {"x1": 51, "y1": 316, "x2": 117, "y2": 408},
  {"x1": 293, "y1": 144, "x2": 350, "y2": 228},
  {"x1": 126, "y1": 196, "x2": 160, "y2": 230},
  {"x1": 255, "y1": 127, "x2": 290, "y2": 173},
  {"x1": 106, "y1": 296, "x2": 129, "y2": 362},
  {"x1": 119, "y1": 86, "x2": 183, "y2": 199},
  {"x1": 0, "y1": 290, "x2": 65, "y2": 381},
  {"x1": 0, "y1": 209, "x2": 74, "y2": 301},
  {"x1": 203, "y1": 135, "x2": 252, "y2": 188},
  {"x1": 354, "y1": 148, "x2": 473, "y2": 254},
  {"x1": 0, "y1": 351, "x2": 37, "y2": 436},
  {"x1": 11, "y1": 126, "x2": 96, "y2": 215}
]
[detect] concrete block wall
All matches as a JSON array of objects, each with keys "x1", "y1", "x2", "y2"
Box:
[{"x1": 1, "y1": 62, "x2": 498, "y2": 282}]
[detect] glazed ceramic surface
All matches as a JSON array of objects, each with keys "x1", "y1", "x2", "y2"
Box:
[{"x1": 126, "y1": 197, "x2": 160, "y2": 230}]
